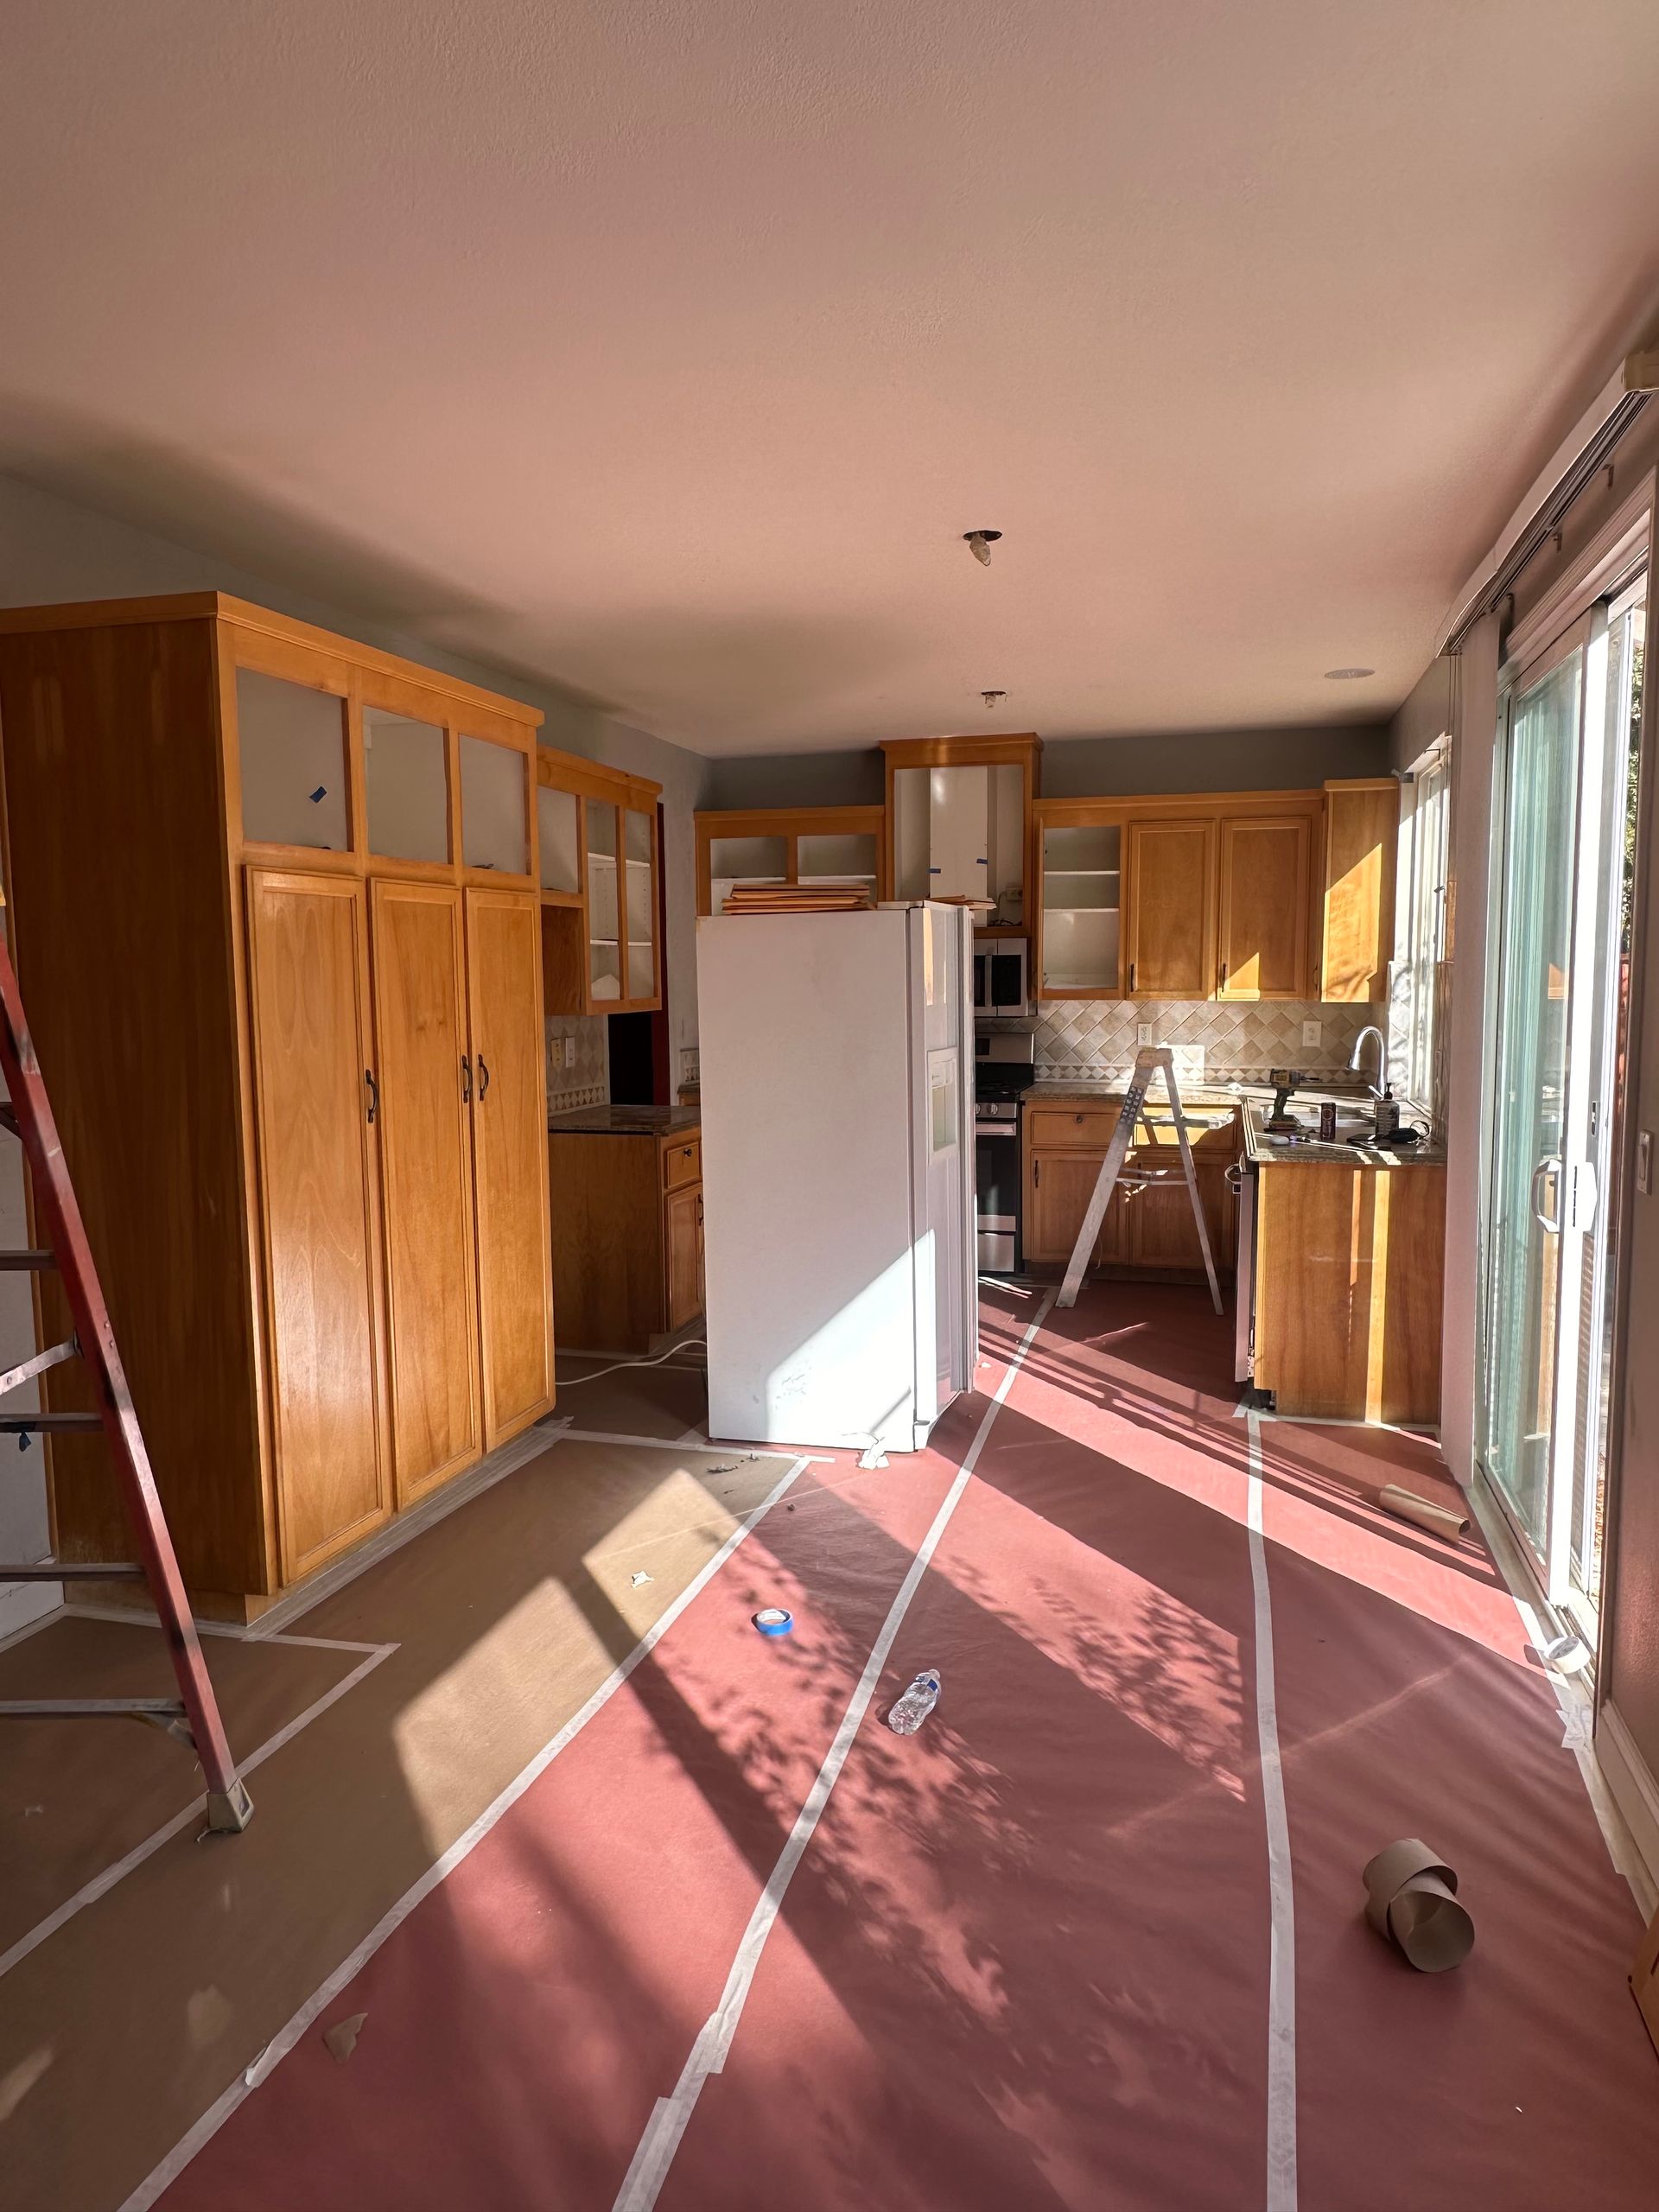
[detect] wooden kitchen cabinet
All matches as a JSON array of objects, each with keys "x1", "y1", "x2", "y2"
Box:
[
  {"x1": 538, "y1": 750, "x2": 664, "y2": 1014},
  {"x1": 547, "y1": 1119, "x2": 705, "y2": 1352},
  {"x1": 882, "y1": 734, "x2": 1041, "y2": 928},
  {"x1": 467, "y1": 887, "x2": 556, "y2": 1440},
  {"x1": 0, "y1": 592, "x2": 555, "y2": 1616},
  {"x1": 1319, "y1": 777, "x2": 1399, "y2": 1002},
  {"x1": 1216, "y1": 811, "x2": 1314, "y2": 1000},
  {"x1": 1024, "y1": 1100, "x2": 1240, "y2": 1281},
  {"x1": 695, "y1": 805, "x2": 887, "y2": 914},
  {"x1": 1252, "y1": 1159, "x2": 1444, "y2": 1421},
  {"x1": 1026, "y1": 1149, "x2": 1131, "y2": 1268},
  {"x1": 1124, "y1": 818, "x2": 1217, "y2": 998},
  {"x1": 369, "y1": 879, "x2": 482, "y2": 1503},
  {"x1": 245, "y1": 868, "x2": 391, "y2": 1580}
]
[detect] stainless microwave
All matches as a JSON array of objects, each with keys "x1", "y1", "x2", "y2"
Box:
[{"x1": 973, "y1": 938, "x2": 1030, "y2": 1018}]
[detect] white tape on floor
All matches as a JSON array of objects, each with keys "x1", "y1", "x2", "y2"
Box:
[
  {"x1": 613, "y1": 1292, "x2": 1058, "y2": 2212},
  {"x1": 118, "y1": 1453, "x2": 812, "y2": 2212},
  {"x1": 1245, "y1": 1408, "x2": 1298, "y2": 2212},
  {"x1": 0, "y1": 1635, "x2": 397, "y2": 1984}
]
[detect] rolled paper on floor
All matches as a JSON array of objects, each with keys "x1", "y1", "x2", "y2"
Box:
[
  {"x1": 1376, "y1": 1484, "x2": 1470, "y2": 1541},
  {"x1": 1363, "y1": 1838, "x2": 1475, "y2": 1972}
]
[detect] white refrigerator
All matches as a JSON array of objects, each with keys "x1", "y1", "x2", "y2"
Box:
[{"x1": 698, "y1": 902, "x2": 978, "y2": 1453}]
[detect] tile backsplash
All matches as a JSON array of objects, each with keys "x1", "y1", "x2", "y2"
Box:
[
  {"x1": 545, "y1": 1014, "x2": 609, "y2": 1115},
  {"x1": 1031, "y1": 999, "x2": 1378, "y2": 1086}
]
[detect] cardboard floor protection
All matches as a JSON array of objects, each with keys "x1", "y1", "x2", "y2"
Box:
[{"x1": 9, "y1": 1288, "x2": 1659, "y2": 2210}]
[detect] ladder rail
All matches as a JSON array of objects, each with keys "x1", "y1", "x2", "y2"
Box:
[
  {"x1": 0, "y1": 940, "x2": 251, "y2": 1832},
  {"x1": 1056, "y1": 1047, "x2": 1225, "y2": 1316}
]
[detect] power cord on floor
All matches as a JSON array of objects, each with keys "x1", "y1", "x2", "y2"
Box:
[{"x1": 558, "y1": 1336, "x2": 708, "y2": 1388}]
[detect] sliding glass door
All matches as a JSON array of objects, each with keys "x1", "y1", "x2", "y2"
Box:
[
  {"x1": 1480, "y1": 635, "x2": 1583, "y2": 1556},
  {"x1": 1479, "y1": 578, "x2": 1646, "y2": 1628}
]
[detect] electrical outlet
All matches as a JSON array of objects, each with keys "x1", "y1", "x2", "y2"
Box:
[
  {"x1": 1301, "y1": 1020, "x2": 1322, "y2": 1050},
  {"x1": 1137, "y1": 1023, "x2": 1154, "y2": 1047},
  {"x1": 564, "y1": 1036, "x2": 577, "y2": 1070}
]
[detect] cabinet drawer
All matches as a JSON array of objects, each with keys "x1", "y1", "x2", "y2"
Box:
[
  {"x1": 662, "y1": 1134, "x2": 702, "y2": 1191},
  {"x1": 1027, "y1": 1106, "x2": 1120, "y2": 1151}
]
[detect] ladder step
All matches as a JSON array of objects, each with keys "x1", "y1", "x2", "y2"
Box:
[
  {"x1": 0, "y1": 1697, "x2": 187, "y2": 1719},
  {"x1": 0, "y1": 1337, "x2": 78, "y2": 1396},
  {"x1": 0, "y1": 1249, "x2": 56, "y2": 1271},
  {"x1": 0, "y1": 1411, "x2": 102, "y2": 1432}
]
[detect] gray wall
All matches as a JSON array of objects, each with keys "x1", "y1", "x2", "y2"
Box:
[
  {"x1": 705, "y1": 721, "x2": 1389, "y2": 814},
  {"x1": 1388, "y1": 658, "x2": 1456, "y2": 776}
]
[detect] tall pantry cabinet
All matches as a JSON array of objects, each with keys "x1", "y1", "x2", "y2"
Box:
[{"x1": 0, "y1": 594, "x2": 555, "y2": 1616}]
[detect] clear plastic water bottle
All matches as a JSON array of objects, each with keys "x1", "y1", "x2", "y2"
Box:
[{"x1": 887, "y1": 1670, "x2": 941, "y2": 1735}]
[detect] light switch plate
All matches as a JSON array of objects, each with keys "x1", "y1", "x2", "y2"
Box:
[
  {"x1": 1301, "y1": 1020, "x2": 1322, "y2": 1049},
  {"x1": 564, "y1": 1036, "x2": 577, "y2": 1069},
  {"x1": 1137, "y1": 1023, "x2": 1154, "y2": 1046}
]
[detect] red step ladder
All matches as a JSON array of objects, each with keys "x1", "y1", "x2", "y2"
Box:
[{"x1": 0, "y1": 935, "x2": 252, "y2": 1832}]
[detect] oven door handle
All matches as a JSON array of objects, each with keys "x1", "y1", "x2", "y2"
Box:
[{"x1": 974, "y1": 1121, "x2": 1020, "y2": 1138}]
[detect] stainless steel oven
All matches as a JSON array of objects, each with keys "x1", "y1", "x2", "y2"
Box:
[
  {"x1": 975, "y1": 1030, "x2": 1033, "y2": 1274},
  {"x1": 973, "y1": 938, "x2": 1030, "y2": 1019}
]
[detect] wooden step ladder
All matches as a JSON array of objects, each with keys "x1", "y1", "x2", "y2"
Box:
[
  {"x1": 0, "y1": 935, "x2": 252, "y2": 1832},
  {"x1": 1056, "y1": 1046, "x2": 1224, "y2": 1315}
]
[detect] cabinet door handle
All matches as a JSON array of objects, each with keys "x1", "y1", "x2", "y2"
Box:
[
  {"x1": 1074, "y1": 1112, "x2": 1084, "y2": 1123},
  {"x1": 478, "y1": 1055, "x2": 491, "y2": 1101},
  {"x1": 696, "y1": 1195, "x2": 703, "y2": 1225},
  {"x1": 1128, "y1": 961, "x2": 1136, "y2": 992},
  {"x1": 365, "y1": 1070, "x2": 378, "y2": 1125},
  {"x1": 682, "y1": 1144, "x2": 693, "y2": 1157},
  {"x1": 1033, "y1": 1159, "x2": 1041, "y2": 1187},
  {"x1": 1219, "y1": 962, "x2": 1228, "y2": 989},
  {"x1": 461, "y1": 1055, "x2": 472, "y2": 1103}
]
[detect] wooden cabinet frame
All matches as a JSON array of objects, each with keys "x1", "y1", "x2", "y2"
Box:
[
  {"x1": 0, "y1": 592, "x2": 554, "y2": 1615},
  {"x1": 880, "y1": 734, "x2": 1041, "y2": 938},
  {"x1": 694, "y1": 804, "x2": 889, "y2": 915},
  {"x1": 537, "y1": 749, "x2": 664, "y2": 1015},
  {"x1": 1033, "y1": 786, "x2": 1329, "y2": 1002}
]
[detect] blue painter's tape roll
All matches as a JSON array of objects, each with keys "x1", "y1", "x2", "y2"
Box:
[{"x1": 753, "y1": 1608, "x2": 793, "y2": 1637}]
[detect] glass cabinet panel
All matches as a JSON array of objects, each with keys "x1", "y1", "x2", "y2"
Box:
[
  {"x1": 798, "y1": 831, "x2": 878, "y2": 887},
  {"x1": 587, "y1": 800, "x2": 620, "y2": 997},
  {"x1": 624, "y1": 807, "x2": 655, "y2": 1001},
  {"x1": 538, "y1": 785, "x2": 581, "y2": 893},
  {"x1": 237, "y1": 668, "x2": 349, "y2": 850},
  {"x1": 364, "y1": 705, "x2": 449, "y2": 863},
  {"x1": 709, "y1": 833, "x2": 785, "y2": 913},
  {"x1": 1041, "y1": 821, "x2": 1122, "y2": 993},
  {"x1": 459, "y1": 734, "x2": 529, "y2": 873}
]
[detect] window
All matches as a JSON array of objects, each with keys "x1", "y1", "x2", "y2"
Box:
[{"x1": 1391, "y1": 741, "x2": 1451, "y2": 1120}]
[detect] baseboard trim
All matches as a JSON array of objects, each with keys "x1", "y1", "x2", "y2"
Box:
[
  {"x1": 1596, "y1": 1701, "x2": 1659, "y2": 1919},
  {"x1": 0, "y1": 1576, "x2": 62, "y2": 1645}
]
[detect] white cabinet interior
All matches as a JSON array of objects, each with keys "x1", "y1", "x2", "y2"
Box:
[
  {"x1": 1040, "y1": 820, "x2": 1122, "y2": 991},
  {"x1": 893, "y1": 762, "x2": 1025, "y2": 912}
]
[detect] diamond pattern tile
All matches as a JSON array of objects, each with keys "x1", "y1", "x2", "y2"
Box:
[{"x1": 1032, "y1": 998, "x2": 1372, "y2": 1085}]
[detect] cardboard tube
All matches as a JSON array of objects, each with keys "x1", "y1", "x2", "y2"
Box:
[
  {"x1": 1376, "y1": 1484, "x2": 1470, "y2": 1541},
  {"x1": 1363, "y1": 1839, "x2": 1475, "y2": 1972}
]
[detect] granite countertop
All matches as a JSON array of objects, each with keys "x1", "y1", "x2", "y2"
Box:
[
  {"x1": 1021, "y1": 1082, "x2": 1243, "y2": 1123},
  {"x1": 547, "y1": 1104, "x2": 702, "y2": 1137},
  {"x1": 1239, "y1": 1097, "x2": 1445, "y2": 1169}
]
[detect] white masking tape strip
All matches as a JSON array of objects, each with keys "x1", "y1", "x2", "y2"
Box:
[
  {"x1": 614, "y1": 1293, "x2": 1057, "y2": 2212},
  {"x1": 118, "y1": 1455, "x2": 812, "y2": 2212},
  {"x1": 1246, "y1": 1408, "x2": 1299, "y2": 2212}
]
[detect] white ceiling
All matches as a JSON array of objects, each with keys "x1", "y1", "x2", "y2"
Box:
[{"x1": 3, "y1": 2, "x2": 1659, "y2": 755}]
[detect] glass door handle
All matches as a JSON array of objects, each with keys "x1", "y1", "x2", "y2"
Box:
[{"x1": 1531, "y1": 1154, "x2": 1563, "y2": 1232}]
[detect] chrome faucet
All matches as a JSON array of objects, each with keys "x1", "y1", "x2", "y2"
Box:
[{"x1": 1349, "y1": 1024, "x2": 1389, "y2": 1096}]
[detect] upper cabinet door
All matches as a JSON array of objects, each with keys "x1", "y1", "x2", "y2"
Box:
[
  {"x1": 237, "y1": 670, "x2": 351, "y2": 854},
  {"x1": 369, "y1": 880, "x2": 481, "y2": 1500},
  {"x1": 245, "y1": 868, "x2": 390, "y2": 1578},
  {"x1": 624, "y1": 805, "x2": 659, "y2": 1003},
  {"x1": 1217, "y1": 815, "x2": 1313, "y2": 1000},
  {"x1": 1124, "y1": 819, "x2": 1217, "y2": 999},
  {"x1": 465, "y1": 887, "x2": 555, "y2": 1442},
  {"x1": 1320, "y1": 779, "x2": 1399, "y2": 1002}
]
